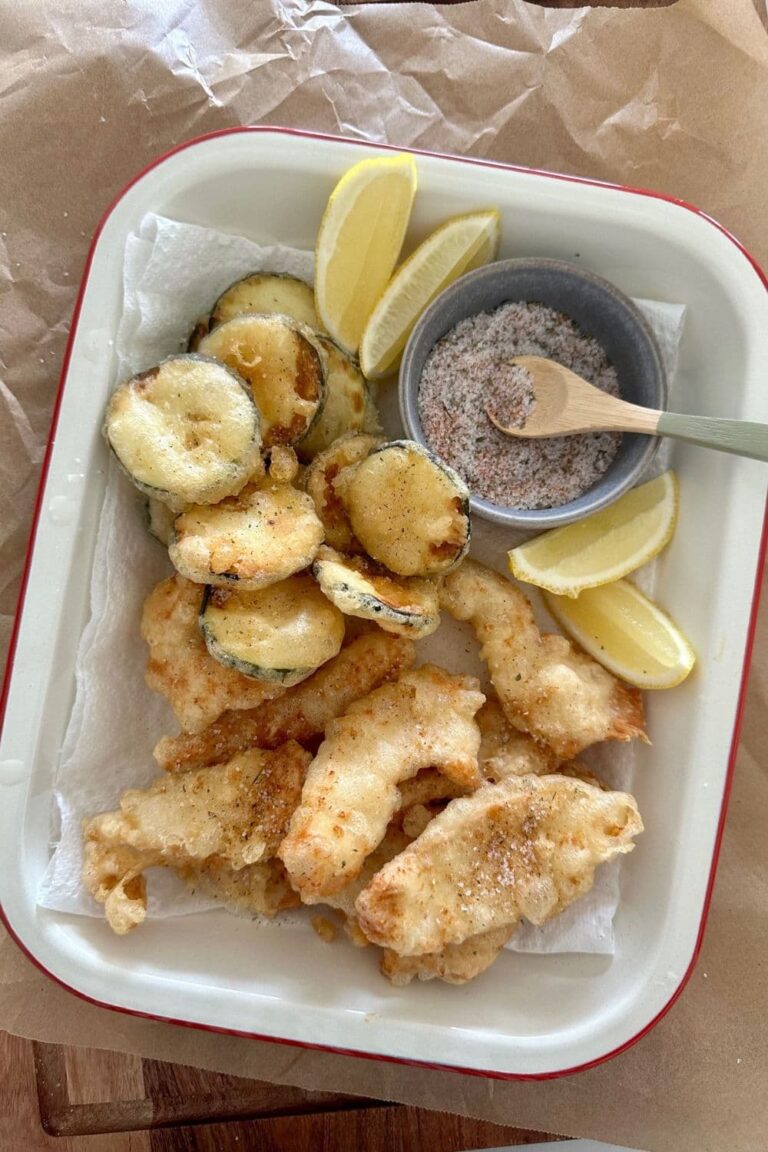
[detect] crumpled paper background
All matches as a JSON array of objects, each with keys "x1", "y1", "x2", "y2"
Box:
[
  {"x1": 36, "y1": 210, "x2": 683, "y2": 953},
  {"x1": 1, "y1": 2, "x2": 768, "y2": 1150}
]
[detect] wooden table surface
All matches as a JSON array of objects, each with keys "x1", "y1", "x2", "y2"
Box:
[{"x1": 2, "y1": 0, "x2": 678, "y2": 1147}]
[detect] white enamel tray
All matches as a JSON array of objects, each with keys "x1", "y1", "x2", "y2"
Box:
[{"x1": 1, "y1": 129, "x2": 766, "y2": 1078}]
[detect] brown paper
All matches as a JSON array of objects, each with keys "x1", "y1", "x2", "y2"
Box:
[{"x1": 1, "y1": 1, "x2": 767, "y2": 1148}]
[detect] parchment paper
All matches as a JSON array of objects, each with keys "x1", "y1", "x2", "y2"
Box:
[{"x1": 1, "y1": 1, "x2": 767, "y2": 1149}]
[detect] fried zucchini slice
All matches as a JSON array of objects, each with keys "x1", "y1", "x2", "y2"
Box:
[
  {"x1": 105, "y1": 355, "x2": 261, "y2": 511},
  {"x1": 200, "y1": 573, "x2": 345, "y2": 685},
  {"x1": 169, "y1": 482, "x2": 324, "y2": 590},
  {"x1": 313, "y1": 546, "x2": 440, "y2": 639},
  {"x1": 303, "y1": 433, "x2": 382, "y2": 552},
  {"x1": 187, "y1": 315, "x2": 210, "y2": 352},
  {"x1": 146, "y1": 497, "x2": 178, "y2": 546},
  {"x1": 198, "y1": 314, "x2": 326, "y2": 448},
  {"x1": 210, "y1": 273, "x2": 321, "y2": 331},
  {"x1": 342, "y1": 440, "x2": 470, "y2": 577},
  {"x1": 298, "y1": 336, "x2": 379, "y2": 460}
]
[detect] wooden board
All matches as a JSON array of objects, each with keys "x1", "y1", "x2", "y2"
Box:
[{"x1": 0, "y1": 1034, "x2": 564, "y2": 1147}]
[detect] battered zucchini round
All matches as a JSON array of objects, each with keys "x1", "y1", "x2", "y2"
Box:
[
  {"x1": 198, "y1": 313, "x2": 326, "y2": 448},
  {"x1": 187, "y1": 315, "x2": 210, "y2": 352},
  {"x1": 343, "y1": 440, "x2": 470, "y2": 577},
  {"x1": 298, "y1": 336, "x2": 379, "y2": 461},
  {"x1": 210, "y1": 273, "x2": 321, "y2": 332},
  {"x1": 146, "y1": 497, "x2": 178, "y2": 547},
  {"x1": 169, "y1": 482, "x2": 324, "y2": 590},
  {"x1": 200, "y1": 574, "x2": 345, "y2": 685},
  {"x1": 303, "y1": 432, "x2": 382, "y2": 552},
  {"x1": 313, "y1": 546, "x2": 441, "y2": 639},
  {"x1": 104, "y1": 355, "x2": 261, "y2": 511}
]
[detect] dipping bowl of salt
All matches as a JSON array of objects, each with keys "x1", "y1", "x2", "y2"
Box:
[{"x1": 399, "y1": 257, "x2": 667, "y2": 530}]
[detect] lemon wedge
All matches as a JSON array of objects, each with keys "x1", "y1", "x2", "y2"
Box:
[
  {"x1": 544, "y1": 580, "x2": 696, "y2": 689},
  {"x1": 508, "y1": 471, "x2": 678, "y2": 597},
  {"x1": 314, "y1": 154, "x2": 418, "y2": 355},
  {"x1": 359, "y1": 209, "x2": 501, "y2": 379}
]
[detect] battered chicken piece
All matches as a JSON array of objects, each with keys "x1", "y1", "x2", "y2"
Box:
[
  {"x1": 440, "y1": 560, "x2": 646, "y2": 759},
  {"x1": 399, "y1": 803, "x2": 439, "y2": 840},
  {"x1": 154, "y1": 632, "x2": 416, "y2": 773},
  {"x1": 396, "y1": 768, "x2": 470, "y2": 810},
  {"x1": 279, "y1": 665, "x2": 485, "y2": 901},
  {"x1": 477, "y1": 695, "x2": 561, "y2": 779},
  {"x1": 322, "y1": 825, "x2": 413, "y2": 947},
  {"x1": 82, "y1": 838, "x2": 160, "y2": 935},
  {"x1": 478, "y1": 696, "x2": 603, "y2": 786},
  {"x1": 324, "y1": 811, "x2": 514, "y2": 983},
  {"x1": 356, "y1": 773, "x2": 642, "y2": 956},
  {"x1": 380, "y1": 926, "x2": 517, "y2": 986},
  {"x1": 322, "y1": 806, "x2": 515, "y2": 982},
  {"x1": 180, "y1": 857, "x2": 299, "y2": 917},
  {"x1": 142, "y1": 574, "x2": 284, "y2": 733},
  {"x1": 83, "y1": 741, "x2": 310, "y2": 933}
]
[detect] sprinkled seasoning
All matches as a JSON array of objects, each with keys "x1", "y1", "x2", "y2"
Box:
[{"x1": 417, "y1": 301, "x2": 622, "y2": 510}]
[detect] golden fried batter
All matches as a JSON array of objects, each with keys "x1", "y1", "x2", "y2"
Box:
[
  {"x1": 142, "y1": 574, "x2": 284, "y2": 733},
  {"x1": 322, "y1": 825, "x2": 413, "y2": 947},
  {"x1": 180, "y1": 857, "x2": 299, "y2": 917},
  {"x1": 440, "y1": 560, "x2": 645, "y2": 759},
  {"x1": 399, "y1": 803, "x2": 438, "y2": 840},
  {"x1": 153, "y1": 631, "x2": 416, "y2": 773},
  {"x1": 477, "y1": 695, "x2": 561, "y2": 779},
  {"x1": 380, "y1": 926, "x2": 516, "y2": 986},
  {"x1": 280, "y1": 665, "x2": 485, "y2": 901},
  {"x1": 82, "y1": 839, "x2": 160, "y2": 935},
  {"x1": 396, "y1": 767, "x2": 470, "y2": 811},
  {"x1": 356, "y1": 773, "x2": 642, "y2": 956},
  {"x1": 83, "y1": 742, "x2": 309, "y2": 933}
]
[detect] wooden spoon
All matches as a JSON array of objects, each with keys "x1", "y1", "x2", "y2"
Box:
[{"x1": 487, "y1": 355, "x2": 768, "y2": 463}]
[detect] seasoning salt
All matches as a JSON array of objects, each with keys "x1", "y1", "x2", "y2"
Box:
[{"x1": 418, "y1": 301, "x2": 622, "y2": 510}]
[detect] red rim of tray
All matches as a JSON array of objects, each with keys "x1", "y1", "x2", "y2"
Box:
[{"x1": 1, "y1": 127, "x2": 766, "y2": 1082}]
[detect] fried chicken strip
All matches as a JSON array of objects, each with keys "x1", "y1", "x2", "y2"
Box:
[
  {"x1": 83, "y1": 741, "x2": 309, "y2": 933},
  {"x1": 322, "y1": 825, "x2": 413, "y2": 947},
  {"x1": 142, "y1": 573, "x2": 284, "y2": 734},
  {"x1": 380, "y1": 926, "x2": 516, "y2": 986},
  {"x1": 180, "y1": 857, "x2": 299, "y2": 917},
  {"x1": 356, "y1": 773, "x2": 642, "y2": 956},
  {"x1": 279, "y1": 665, "x2": 485, "y2": 901},
  {"x1": 477, "y1": 694, "x2": 561, "y2": 779},
  {"x1": 396, "y1": 767, "x2": 471, "y2": 810},
  {"x1": 154, "y1": 631, "x2": 416, "y2": 773},
  {"x1": 440, "y1": 560, "x2": 645, "y2": 759},
  {"x1": 323, "y1": 813, "x2": 516, "y2": 983}
]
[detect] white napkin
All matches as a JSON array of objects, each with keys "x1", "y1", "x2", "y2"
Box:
[{"x1": 38, "y1": 213, "x2": 685, "y2": 955}]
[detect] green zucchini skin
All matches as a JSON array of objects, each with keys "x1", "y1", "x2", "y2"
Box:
[
  {"x1": 297, "y1": 336, "x2": 380, "y2": 461},
  {"x1": 199, "y1": 577, "x2": 345, "y2": 686},
  {"x1": 312, "y1": 546, "x2": 440, "y2": 639},
  {"x1": 210, "y1": 273, "x2": 321, "y2": 332},
  {"x1": 145, "y1": 497, "x2": 178, "y2": 547},
  {"x1": 187, "y1": 315, "x2": 211, "y2": 352}
]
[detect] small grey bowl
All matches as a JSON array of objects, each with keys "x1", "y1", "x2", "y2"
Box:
[{"x1": 399, "y1": 257, "x2": 668, "y2": 530}]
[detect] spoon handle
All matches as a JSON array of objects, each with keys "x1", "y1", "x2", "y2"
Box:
[{"x1": 657, "y1": 412, "x2": 768, "y2": 463}]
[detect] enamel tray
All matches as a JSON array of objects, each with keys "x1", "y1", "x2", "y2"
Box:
[{"x1": 1, "y1": 128, "x2": 766, "y2": 1078}]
